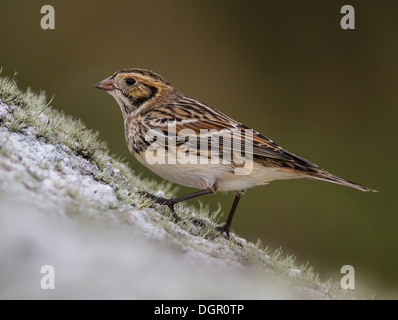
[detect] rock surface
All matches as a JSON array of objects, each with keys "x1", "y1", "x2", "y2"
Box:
[{"x1": 0, "y1": 82, "x2": 340, "y2": 299}]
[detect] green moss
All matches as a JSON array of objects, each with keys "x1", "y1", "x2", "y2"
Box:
[{"x1": 0, "y1": 74, "x2": 353, "y2": 299}]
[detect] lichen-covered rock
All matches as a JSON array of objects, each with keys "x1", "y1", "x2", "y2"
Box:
[{"x1": 0, "y1": 76, "x2": 345, "y2": 299}]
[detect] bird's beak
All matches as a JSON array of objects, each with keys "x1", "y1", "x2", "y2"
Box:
[{"x1": 95, "y1": 77, "x2": 115, "y2": 91}]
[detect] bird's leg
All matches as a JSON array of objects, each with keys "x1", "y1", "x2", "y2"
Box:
[
  {"x1": 139, "y1": 189, "x2": 215, "y2": 222},
  {"x1": 217, "y1": 191, "x2": 244, "y2": 239}
]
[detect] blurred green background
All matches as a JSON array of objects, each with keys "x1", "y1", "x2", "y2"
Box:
[{"x1": 1, "y1": 0, "x2": 397, "y2": 298}]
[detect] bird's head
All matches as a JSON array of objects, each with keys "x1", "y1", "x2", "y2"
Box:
[{"x1": 95, "y1": 68, "x2": 174, "y2": 115}]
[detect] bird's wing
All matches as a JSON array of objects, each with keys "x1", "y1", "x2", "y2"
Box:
[{"x1": 141, "y1": 97, "x2": 319, "y2": 168}]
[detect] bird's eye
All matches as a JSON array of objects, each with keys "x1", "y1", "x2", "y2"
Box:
[{"x1": 125, "y1": 78, "x2": 136, "y2": 86}]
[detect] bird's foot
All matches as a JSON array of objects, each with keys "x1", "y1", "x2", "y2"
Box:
[
  {"x1": 216, "y1": 223, "x2": 231, "y2": 240},
  {"x1": 138, "y1": 191, "x2": 181, "y2": 222}
]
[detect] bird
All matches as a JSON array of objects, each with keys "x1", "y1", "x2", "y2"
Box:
[{"x1": 95, "y1": 68, "x2": 377, "y2": 238}]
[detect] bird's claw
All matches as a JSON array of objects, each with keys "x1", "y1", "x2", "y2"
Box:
[{"x1": 138, "y1": 191, "x2": 180, "y2": 222}]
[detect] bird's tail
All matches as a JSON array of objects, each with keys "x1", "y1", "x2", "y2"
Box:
[{"x1": 307, "y1": 170, "x2": 378, "y2": 192}]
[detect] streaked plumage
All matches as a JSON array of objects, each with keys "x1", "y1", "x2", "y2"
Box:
[{"x1": 96, "y1": 68, "x2": 377, "y2": 238}]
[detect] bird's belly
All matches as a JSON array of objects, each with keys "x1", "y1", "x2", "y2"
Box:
[
  {"x1": 217, "y1": 162, "x2": 301, "y2": 191},
  {"x1": 134, "y1": 151, "x2": 301, "y2": 191},
  {"x1": 134, "y1": 151, "x2": 226, "y2": 189}
]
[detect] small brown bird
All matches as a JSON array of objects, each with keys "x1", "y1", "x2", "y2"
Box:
[{"x1": 96, "y1": 68, "x2": 377, "y2": 238}]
